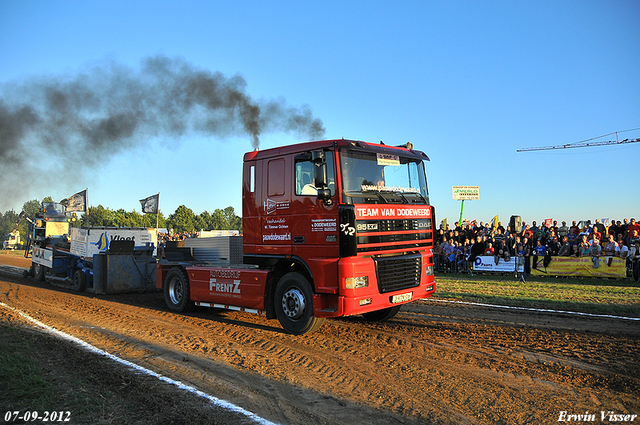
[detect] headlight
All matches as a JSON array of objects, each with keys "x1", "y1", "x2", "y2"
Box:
[
  {"x1": 345, "y1": 276, "x2": 369, "y2": 289},
  {"x1": 425, "y1": 265, "x2": 434, "y2": 276}
]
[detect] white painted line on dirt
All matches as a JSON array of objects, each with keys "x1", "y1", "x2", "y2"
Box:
[
  {"x1": 422, "y1": 298, "x2": 640, "y2": 321},
  {"x1": 0, "y1": 301, "x2": 279, "y2": 425}
]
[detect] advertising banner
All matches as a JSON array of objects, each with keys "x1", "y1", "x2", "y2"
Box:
[
  {"x1": 452, "y1": 186, "x2": 479, "y2": 200},
  {"x1": 472, "y1": 256, "x2": 524, "y2": 273},
  {"x1": 530, "y1": 256, "x2": 626, "y2": 278},
  {"x1": 70, "y1": 227, "x2": 157, "y2": 259}
]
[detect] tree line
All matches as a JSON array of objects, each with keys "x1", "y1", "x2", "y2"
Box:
[{"x1": 1, "y1": 198, "x2": 242, "y2": 246}]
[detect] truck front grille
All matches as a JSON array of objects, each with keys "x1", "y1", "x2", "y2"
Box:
[
  {"x1": 356, "y1": 218, "x2": 432, "y2": 253},
  {"x1": 374, "y1": 253, "x2": 422, "y2": 293}
]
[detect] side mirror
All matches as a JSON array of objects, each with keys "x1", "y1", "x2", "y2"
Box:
[
  {"x1": 314, "y1": 161, "x2": 328, "y2": 188},
  {"x1": 312, "y1": 150, "x2": 332, "y2": 205}
]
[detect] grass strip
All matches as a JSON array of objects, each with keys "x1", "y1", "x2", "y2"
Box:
[
  {"x1": 0, "y1": 325, "x2": 57, "y2": 412},
  {"x1": 434, "y1": 273, "x2": 640, "y2": 317}
]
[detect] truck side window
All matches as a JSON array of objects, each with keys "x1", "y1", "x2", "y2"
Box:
[
  {"x1": 268, "y1": 159, "x2": 285, "y2": 196},
  {"x1": 295, "y1": 161, "x2": 317, "y2": 195},
  {"x1": 249, "y1": 165, "x2": 255, "y2": 193},
  {"x1": 295, "y1": 154, "x2": 335, "y2": 197}
]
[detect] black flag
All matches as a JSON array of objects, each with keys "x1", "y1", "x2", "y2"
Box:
[
  {"x1": 60, "y1": 189, "x2": 88, "y2": 213},
  {"x1": 140, "y1": 193, "x2": 159, "y2": 214}
]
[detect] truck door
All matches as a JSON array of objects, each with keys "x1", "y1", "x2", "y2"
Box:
[
  {"x1": 260, "y1": 157, "x2": 293, "y2": 256},
  {"x1": 291, "y1": 151, "x2": 340, "y2": 291}
]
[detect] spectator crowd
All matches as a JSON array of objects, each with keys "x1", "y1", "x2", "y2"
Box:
[
  {"x1": 158, "y1": 231, "x2": 199, "y2": 245},
  {"x1": 433, "y1": 218, "x2": 640, "y2": 280}
]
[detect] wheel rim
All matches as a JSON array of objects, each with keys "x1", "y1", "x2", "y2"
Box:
[
  {"x1": 281, "y1": 288, "x2": 306, "y2": 320},
  {"x1": 168, "y1": 277, "x2": 183, "y2": 305}
]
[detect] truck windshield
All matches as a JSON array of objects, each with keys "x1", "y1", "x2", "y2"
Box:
[
  {"x1": 42, "y1": 202, "x2": 67, "y2": 217},
  {"x1": 340, "y1": 149, "x2": 429, "y2": 205}
]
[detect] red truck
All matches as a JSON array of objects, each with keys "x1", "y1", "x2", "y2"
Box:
[{"x1": 157, "y1": 139, "x2": 436, "y2": 334}]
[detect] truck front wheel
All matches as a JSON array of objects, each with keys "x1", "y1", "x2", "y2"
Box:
[
  {"x1": 164, "y1": 268, "x2": 195, "y2": 313},
  {"x1": 274, "y1": 272, "x2": 325, "y2": 335}
]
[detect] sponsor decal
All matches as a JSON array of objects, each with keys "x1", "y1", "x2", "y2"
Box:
[
  {"x1": 356, "y1": 223, "x2": 379, "y2": 231},
  {"x1": 376, "y1": 153, "x2": 400, "y2": 166},
  {"x1": 355, "y1": 206, "x2": 431, "y2": 220},
  {"x1": 263, "y1": 233, "x2": 291, "y2": 242},
  {"x1": 94, "y1": 232, "x2": 109, "y2": 251},
  {"x1": 340, "y1": 223, "x2": 356, "y2": 236},
  {"x1": 31, "y1": 247, "x2": 53, "y2": 267},
  {"x1": 209, "y1": 278, "x2": 241, "y2": 295},
  {"x1": 262, "y1": 217, "x2": 292, "y2": 242},
  {"x1": 93, "y1": 232, "x2": 139, "y2": 252},
  {"x1": 311, "y1": 218, "x2": 337, "y2": 232},
  {"x1": 263, "y1": 199, "x2": 290, "y2": 215},
  {"x1": 265, "y1": 217, "x2": 289, "y2": 231},
  {"x1": 361, "y1": 184, "x2": 419, "y2": 193},
  {"x1": 209, "y1": 269, "x2": 241, "y2": 279}
]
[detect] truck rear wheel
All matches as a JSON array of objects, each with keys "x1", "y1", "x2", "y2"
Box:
[
  {"x1": 33, "y1": 263, "x2": 45, "y2": 281},
  {"x1": 274, "y1": 272, "x2": 325, "y2": 335},
  {"x1": 164, "y1": 268, "x2": 195, "y2": 312},
  {"x1": 362, "y1": 305, "x2": 401, "y2": 322},
  {"x1": 73, "y1": 270, "x2": 86, "y2": 292}
]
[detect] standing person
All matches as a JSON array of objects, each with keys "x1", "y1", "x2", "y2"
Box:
[
  {"x1": 604, "y1": 234, "x2": 618, "y2": 256},
  {"x1": 591, "y1": 238, "x2": 602, "y2": 268},
  {"x1": 547, "y1": 235, "x2": 561, "y2": 256},
  {"x1": 433, "y1": 240, "x2": 445, "y2": 272},
  {"x1": 484, "y1": 242, "x2": 494, "y2": 256},
  {"x1": 629, "y1": 241, "x2": 640, "y2": 282},
  {"x1": 550, "y1": 220, "x2": 559, "y2": 237},
  {"x1": 591, "y1": 224, "x2": 602, "y2": 244},
  {"x1": 608, "y1": 220, "x2": 619, "y2": 239},
  {"x1": 570, "y1": 221, "x2": 581, "y2": 240},
  {"x1": 444, "y1": 239, "x2": 456, "y2": 271},
  {"x1": 579, "y1": 236, "x2": 591, "y2": 257},
  {"x1": 522, "y1": 236, "x2": 532, "y2": 275},
  {"x1": 621, "y1": 219, "x2": 629, "y2": 238},
  {"x1": 627, "y1": 218, "x2": 640, "y2": 241},
  {"x1": 616, "y1": 238, "x2": 629, "y2": 259},
  {"x1": 494, "y1": 238, "x2": 510, "y2": 264},
  {"x1": 456, "y1": 241, "x2": 469, "y2": 273},
  {"x1": 558, "y1": 236, "x2": 571, "y2": 256},
  {"x1": 629, "y1": 229, "x2": 640, "y2": 246},
  {"x1": 468, "y1": 235, "x2": 485, "y2": 264},
  {"x1": 533, "y1": 240, "x2": 546, "y2": 269},
  {"x1": 515, "y1": 238, "x2": 527, "y2": 276},
  {"x1": 594, "y1": 219, "x2": 606, "y2": 238},
  {"x1": 558, "y1": 221, "x2": 569, "y2": 238}
]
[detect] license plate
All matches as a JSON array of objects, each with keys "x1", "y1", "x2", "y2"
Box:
[{"x1": 391, "y1": 292, "x2": 413, "y2": 304}]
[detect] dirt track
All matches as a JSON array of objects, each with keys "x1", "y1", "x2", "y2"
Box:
[{"x1": 1, "y1": 253, "x2": 639, "y2": 425}]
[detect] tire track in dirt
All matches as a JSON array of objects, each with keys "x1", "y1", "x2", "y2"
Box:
[
  {"x1": 1, "y1": 258, "x2": 639, "y2": 425},
  {"x1": 1, "y1": 275, "x2": 413, "y2": 424}
]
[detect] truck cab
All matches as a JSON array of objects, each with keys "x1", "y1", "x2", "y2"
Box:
[{"x1": 159, "y1": 139, "x2": 436, "y2": 334}]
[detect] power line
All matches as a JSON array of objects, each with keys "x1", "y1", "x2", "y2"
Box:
[{"x1": 517, "y1": 128, "x2": 640, "y2": 152}]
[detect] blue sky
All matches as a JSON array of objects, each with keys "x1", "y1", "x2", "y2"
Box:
[{"x1": 1, "y1": 0, "x2": 639, "y2": 227}]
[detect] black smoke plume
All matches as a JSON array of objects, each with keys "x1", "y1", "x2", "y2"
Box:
[{"x1": 0, "y1": 55, "x2": 326, "y2": 211}]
